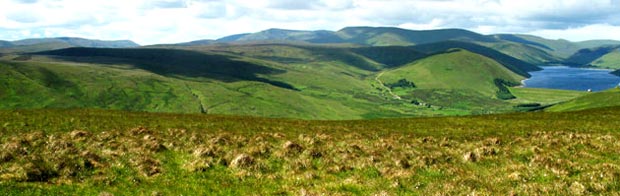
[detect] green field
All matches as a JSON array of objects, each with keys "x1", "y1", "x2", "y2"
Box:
[
  {"x1": 1, "y1": 108, "x2": 620, "y2": 195},
  {"x1": 546, "y1": 88, "x2": 620, "y2": 112},
  {"x1": 509, "y1": 87, "x2": 587, "y2": 105}
]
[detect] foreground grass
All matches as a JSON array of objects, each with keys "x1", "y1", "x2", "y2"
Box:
[{"x1": 1, "y1": 108, "x2": 620, "y2": 195}]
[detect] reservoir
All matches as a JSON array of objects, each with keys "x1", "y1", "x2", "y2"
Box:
[{"x1": 523, "y1": 66, "x2": 620, "y2": 92}]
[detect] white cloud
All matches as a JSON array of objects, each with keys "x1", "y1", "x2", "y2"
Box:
[
  {"x1": 0, "y1": 0, "x2": 619, "y2": 45},
  {"x1": 528, "y1": 24, "x2": 620, "y2": 42}
]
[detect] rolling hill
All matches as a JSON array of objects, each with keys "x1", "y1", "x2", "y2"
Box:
[
  {"x1": 218, "y1": 29, "x2": 345, "y2": 44},
  {"x1": 174, "y1": 27, "x2": 620, "y2": 66},
  {"x1": 0, "y1": 41, "x2": 560, "y2": 118},
  {"x1": 215, "y1": 27, "x2": 496, "y2": 46},
  {"x1": 2, "y1": 45, "x2": 442, "y2": 119},
  {"x1": 409, "y1": 41, "x2": 541, "y2": 77},
  {"x1": 0, "y1": 37, "x2": 139, "y2": 53},
  {"x1": 492, "y1": 34, "x2": 620, "y2": 59},
  {"x1": 479, "y1": 41, "x2": 561, "y2": 65},
  {"x1": 6, "y1": 26, "x2": 620, "y2": 118},
  {"x1": 564, "y1": 45, "x2": 620, "y2": 66},
  {"x1": 546, "y1": 88, "x2": 620, "y2": 112},
  {"x1": 590, "y1": 48, "x2": 620, "y2": 69},
  {"x1": 336, "y1": 27, "x2": 496, "y2": 46},
  {"x1": 380, "y1": 49, "x2": 524, "y2": 96}
]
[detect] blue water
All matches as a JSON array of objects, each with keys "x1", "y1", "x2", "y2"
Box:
[{"x1": 523, "y1": 66, "x2": 620, "y2": 92}]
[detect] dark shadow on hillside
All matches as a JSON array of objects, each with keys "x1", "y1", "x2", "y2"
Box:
[
  {"x1": 351, "y1": 46, "x2": 427, "y2": 67},
  {"x1": 35, "y1": 47, "x2": 299, "y2": 91},
  {"x1": 411, "y1": 41, "x2": 542, "y2": 77}
]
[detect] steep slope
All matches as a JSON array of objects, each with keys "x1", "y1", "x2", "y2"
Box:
[
  {"x1": 564, "y1": 45, "x2": 620, "y2": 66},
  {"x1": 350, "y1": 46, "x2": 427, "y2": 67},
  {"x1": 35, "y1": 47, "x2": 298, "y2": 90},
  {"x1": 493, "y1": 34, "x2": 620, "y2": 59},
  {"x1": 380, "y1": 49, "x2": 524, "y2": 98},
  {"x1": 546, "y1": 88, "x2": 620, "y2": 112},
  {"x1": 410, "y1": 41, "x2": 541, "y2": 77},
  {"x1": 590, "y1": 48, "x2": 620, "y2": 69},
  {"x1": 481, "y1": 41, "x2": 561, "y2": 65}
]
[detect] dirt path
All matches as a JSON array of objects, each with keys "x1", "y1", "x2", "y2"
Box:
[{"x1": 375, "y1": 72, "x2": 402, "y2": 100}]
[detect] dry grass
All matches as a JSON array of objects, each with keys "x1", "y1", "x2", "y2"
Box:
[{"x1": 1, "y1": 126, "x2": 619, "y2": 195}]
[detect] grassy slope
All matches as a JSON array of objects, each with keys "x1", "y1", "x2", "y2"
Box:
[
  {"x1": 546, "y1": 88, "x2": 620, "y2": 112},
  {"x1": 410, "y1": 41, "x2": 541, "y2": 77},
  {"x1": 0, "y1": 43, "x2": 592, "y2": 118},
  {"x1": 1, "y1": 108, "x2": 620, "y2": 195},
  {"x1": 480, "y1": 42, "x2": 561, "y2": 65},
  {"x1": 376, "y1": 49, "x2": 526, "y2": 113},
  {"x1": 591, "y1": 49, "x2": 620, "y2": 69},
  {"x1": 508, "y1": 87, "x2": 587, "y2": 105},
  {"x1": 0, "y1": 57, "x2": 374, "y2": 120},
  {"x1": 381, "y1": 49, "x2": 524, "y2": 97},
  {"x1": 1, "y1": 45, "x2": 455, "y2": 119}
]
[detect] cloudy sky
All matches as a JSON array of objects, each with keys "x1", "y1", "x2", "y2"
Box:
[{"x1": 1, "y1": 0, "x2": 619, "y2": 45}]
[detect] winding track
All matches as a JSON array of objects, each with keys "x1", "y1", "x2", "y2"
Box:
[{"x1": 375, "y1": 72, "x2": 402, "y2": 100}]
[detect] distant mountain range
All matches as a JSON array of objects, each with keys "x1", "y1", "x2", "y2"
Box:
[
  {"x1": 172, "y1": 27, "x2": 620, "y2": 67},
  {"x1": 0, "y1": 37, "x2": 139, "y2": 53},
  {"x1": 3, "y1": 27, "x2": 620, "y2": 68},
  {"x1": 2, "y1": 26, "x2": 620, "y2": 118}
]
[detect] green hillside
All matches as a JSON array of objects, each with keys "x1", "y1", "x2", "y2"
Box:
[
  {"x1": 564, "y1": 46, "x2": 620, "y2": 66},
  {"x1": 410, "y1": 41, "x2": 541, "y2": 77},
  {"x1": 378, "y1": 49, "x2": 525, "y2": 111},
  {"x1": 182, "y1": 28, "x2": 620, "y2": 68},
  {"x1": 492, "y1": 34, "x2": 577, "y2": 58},
  {"x1": 2, "y1": 45, "x2": 467, "y2": 119},
  {"x1": 0, "y1": 42, "x2": 599, "y2": 118},
  {"x1": 591, "y1": 49, "x2": 620, "y2": 69},
  {"x1": 508, "y1": 87, "x2": 586, "y2": 105},
  {"x1": 546, "y1": 88, "x2": 620, "y2": 112},
  {"x1": 481, "y1": 42, "x2": 561, "y2": 65},
  {"x1": 381, "y1": 49, "x2": 523, "y2": 96},
  {"x1": 336, "y1": 27, "x2": 496, "y2": 46}
]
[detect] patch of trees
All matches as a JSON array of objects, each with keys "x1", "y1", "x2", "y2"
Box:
[
  {"x1": 387, "y1": 79, "x2": 416, "y2": 89},
  {"x1": 494, "y1": 78, "x2": 519, "y2": 100}
]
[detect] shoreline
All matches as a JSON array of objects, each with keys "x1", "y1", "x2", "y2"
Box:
[{"x1": 540, "y1": 65, "x2": 615, "y2": 71}]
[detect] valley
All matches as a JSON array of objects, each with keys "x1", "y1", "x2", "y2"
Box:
[{"x1": 2, "y1": 26, "x2": 620, "y2": 195}]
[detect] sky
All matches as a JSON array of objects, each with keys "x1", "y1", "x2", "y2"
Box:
[{"x1": 1, "y1": 0, "x2": 619, "y2": 45}]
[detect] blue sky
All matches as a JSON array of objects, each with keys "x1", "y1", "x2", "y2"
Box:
[{"x1": 1, "y1": 0, "x2": 619, "y2": 45}]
